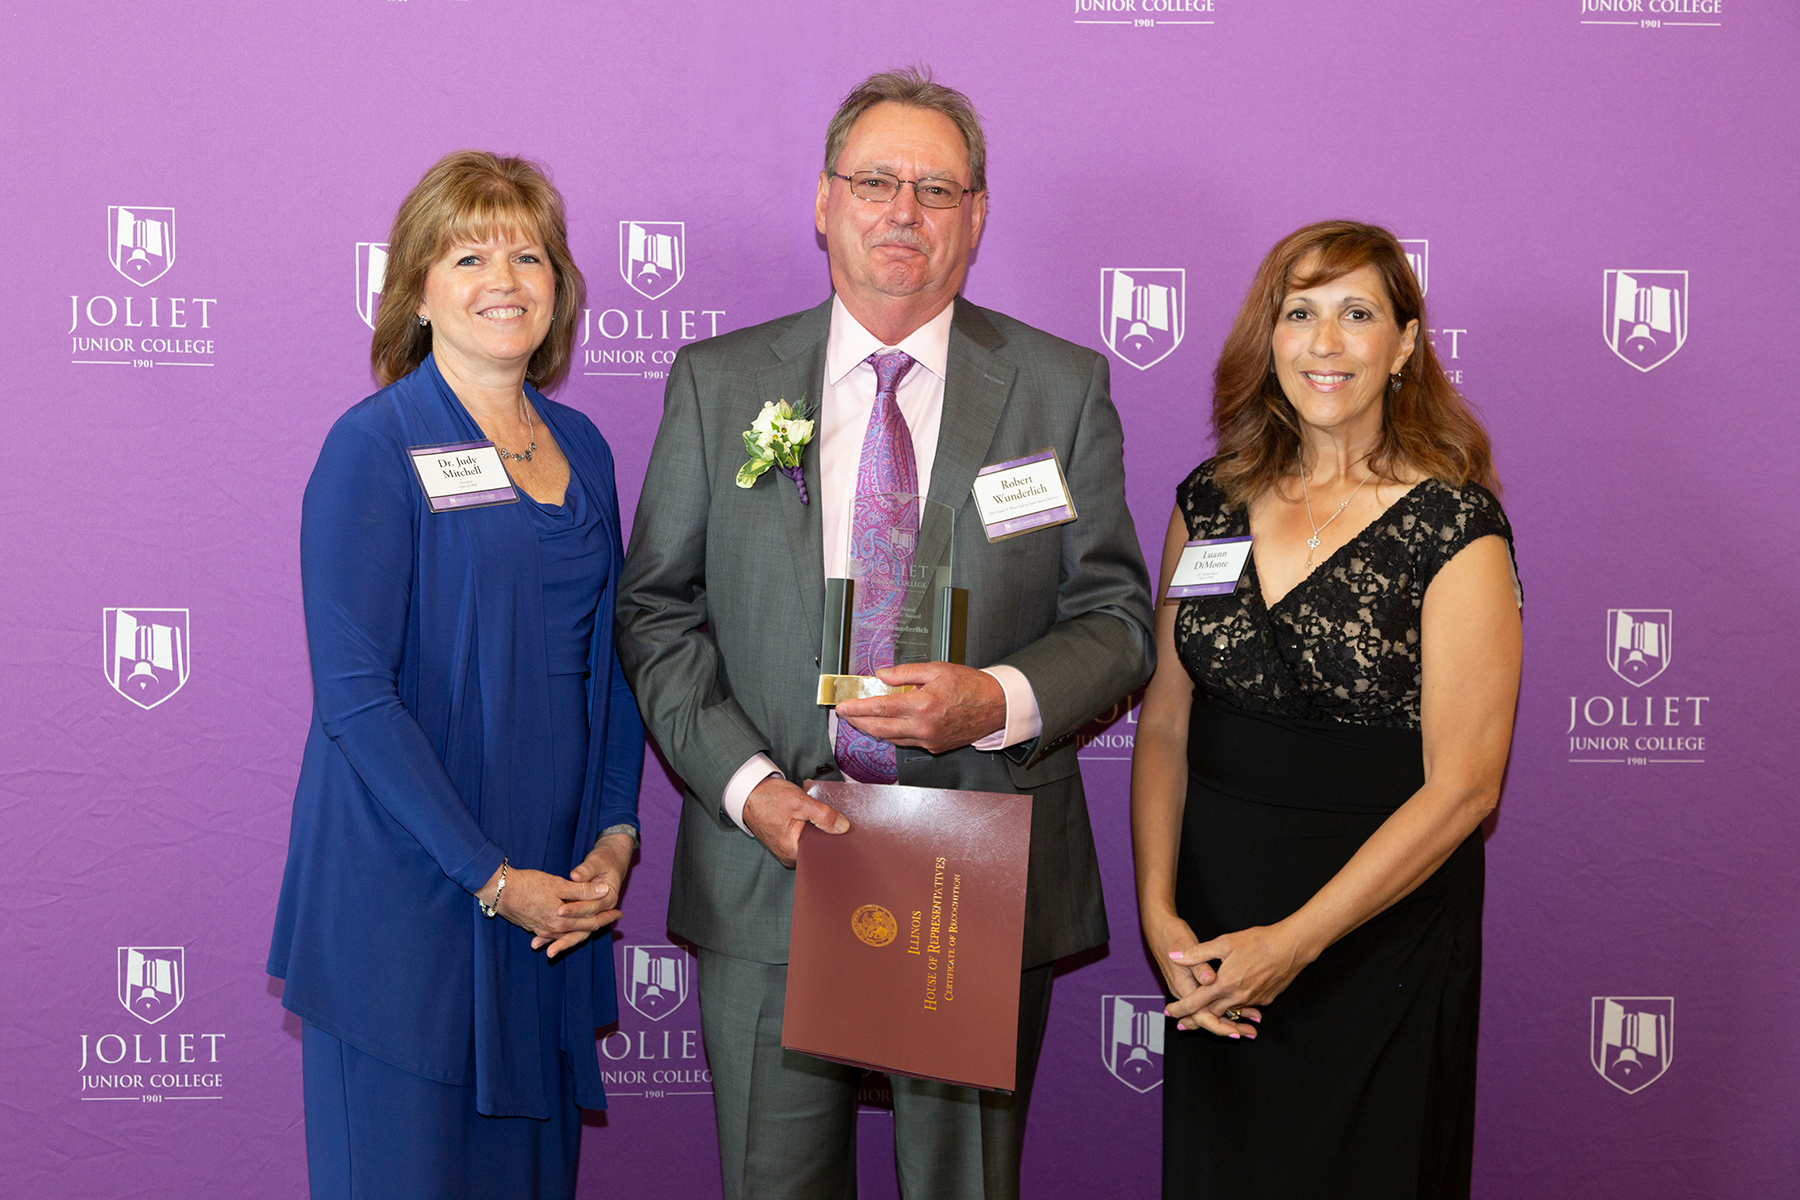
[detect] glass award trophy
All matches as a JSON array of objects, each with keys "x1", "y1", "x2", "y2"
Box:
[{"x1": 817, "y1": 495, "x2": 968, "y2": 706}]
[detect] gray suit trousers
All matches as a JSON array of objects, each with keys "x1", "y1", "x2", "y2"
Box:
[{"x1": 698, "y1": 949, "x2": 1055, "y2": 1200}]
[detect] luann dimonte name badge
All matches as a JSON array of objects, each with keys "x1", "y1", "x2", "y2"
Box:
[
  {"x1": 408, "y1": 440, "x2": 519, "y2": 513},
  {"x1": 1166, "y1": 536, "x2": 1254, "y2": 598},
  {"x1": 971, "y1": 450, "x2": 1077, "y2": 542}
]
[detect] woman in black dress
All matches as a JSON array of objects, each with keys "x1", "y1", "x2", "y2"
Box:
[{"x1": 1130, "y1": 221, "x2": 1522, "y2": 1198}]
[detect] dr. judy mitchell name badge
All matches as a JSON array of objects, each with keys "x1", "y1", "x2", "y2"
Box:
[{"x1": 408, "y1": 440, "x2": 519, "y2": 513}]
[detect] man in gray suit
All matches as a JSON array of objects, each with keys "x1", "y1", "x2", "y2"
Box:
[{"x1": 617, "y1": 67, "x2": 1153, "y2": 1199}]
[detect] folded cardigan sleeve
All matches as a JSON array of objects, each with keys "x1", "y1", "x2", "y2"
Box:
[{"x1": 299, "y1": 416, "x2": 505, "y2": 894}]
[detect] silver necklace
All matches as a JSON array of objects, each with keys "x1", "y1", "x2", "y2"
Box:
[
  {"x1": 1300, "y1": 464, "x2": 1373, "y2": 568},
  {"x1": 493, "y1": 397, "x2": 536, "y2": 463}
]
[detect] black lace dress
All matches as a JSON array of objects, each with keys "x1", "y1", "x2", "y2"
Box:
[{"x1": 1163, "y1": 460, "x2": 1516, "y2": 1200}]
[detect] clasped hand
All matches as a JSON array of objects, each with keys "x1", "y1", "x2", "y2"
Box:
[
  {"x1": 477, "y1": 832, "x2": 636, "y2": 959},
  {"x1": 1147, "y1": 911, "x2": 1316, "y2": 1039}
]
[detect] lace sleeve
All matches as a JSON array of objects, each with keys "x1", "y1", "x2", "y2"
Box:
[
  {"x1": 1175, "y1": 459, "x2": 1241, "y2": 541},
  {"x1": 1411, "y1": 481, "x2": 1520, "y2": 606}
]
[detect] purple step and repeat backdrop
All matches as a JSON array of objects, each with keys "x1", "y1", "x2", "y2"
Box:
[{"x1": 4, "y1": 1, "x2": 1795, "y2": 1196}]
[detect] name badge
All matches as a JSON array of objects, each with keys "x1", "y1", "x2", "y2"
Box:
[
  {"x1": 1166, "y1": 536, "x2": 1253, "y2": 598},
  {"x1": 407, "y1": 440, "x2": 519, "y2": 512},
  {"x1": 971, "y1": 449, "x2": 1078, "y2": 542}
]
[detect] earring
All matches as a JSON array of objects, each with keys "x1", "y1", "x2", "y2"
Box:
[
  {"x1": 417, "y1": 315, "x2": 430, "y2": 328},
  {"x1": 1388, "y1": 372, "x2": 1403, "y2": 395}
]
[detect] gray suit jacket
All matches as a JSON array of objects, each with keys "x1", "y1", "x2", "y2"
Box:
[{"x1": 617, "y1": 297, "x2": 1153, "y2": 968}]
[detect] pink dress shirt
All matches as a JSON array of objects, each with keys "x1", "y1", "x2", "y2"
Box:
[{"x1": 719, "y1": 297, "x2": 1043, "y2": 832}]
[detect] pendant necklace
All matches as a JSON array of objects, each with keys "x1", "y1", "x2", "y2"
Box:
[
  {"x1": 1300, "y1": 464, "x2": 1373, "y2": 568},
  {"x1": 493, "y1": 395, "x2": 537, "y2": 463}
]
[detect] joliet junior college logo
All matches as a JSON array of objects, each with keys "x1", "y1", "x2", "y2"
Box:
[
  {"x1": 119, "y1": 947, "x2": 185, "y2": 1024},
  {"x1": 1592, "y1": 996, "x2": 1673, "y2": 1094},
  {"x1": 1101, "y1": 994, "x2": 1164, "y2": 1093},
  {"x1": 356, "y1": 242, "x2": 389, "y2": 329},
  {"x1": 1100, "y1": 268, "x2": 1184, "y2": 370},
  {"x1": 624, "y1": 944, "x2": 689, "y2": 1021},
  {"x1": 109, "y1": 206, "x2": 176, "y2": 287},
  {"x1": 620, "y1": 221, "x2": 684, "y2": 301},
  {"x1": 1608, "y1": 609, "x2": 1671, "y2": 687},
  {"x1": 1400, "y1": 239, "x2": 1428, "y2": 295},
  {"x1": 1604, "y1": 269, "x2": 1687, "y2": 371},
  {"x1": 104, "y1": 607, "x2": 190, "y2": 710}
]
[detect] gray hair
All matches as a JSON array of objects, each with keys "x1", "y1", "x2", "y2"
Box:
[{"x1": 822, "y1": 66, "x2": 988, "y2": 195}]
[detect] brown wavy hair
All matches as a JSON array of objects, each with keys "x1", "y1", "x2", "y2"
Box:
[
  {"x1": 370, "y1": 150, "x2": 585, "y2": 392},
  {"x1": 1212, "y1": 220, "x2": 1497, "y2": 506}
]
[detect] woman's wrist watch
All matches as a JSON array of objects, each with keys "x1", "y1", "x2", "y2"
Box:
[{"x1": 599, "y1": 823, "x2": 640, "y2": 848}]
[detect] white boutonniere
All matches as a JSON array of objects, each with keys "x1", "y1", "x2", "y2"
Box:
[{"x1": 736, "y1": 398, "x2": 815, "y2": 504}]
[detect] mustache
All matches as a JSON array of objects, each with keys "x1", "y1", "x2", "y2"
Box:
[{"x1": 867, "y1": 231, "x2": 930, "y2": 252}]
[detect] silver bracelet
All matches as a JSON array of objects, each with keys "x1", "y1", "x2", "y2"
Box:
[
  {"x1": 479, "y1": 857, "x2": 508, "y2": 918},
  {"x1": 599, "y1": 823, "x2": 640, "y2": 848}
]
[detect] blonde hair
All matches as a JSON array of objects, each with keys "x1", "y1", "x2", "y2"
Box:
[{"x1": 370, "y1": 150, "x2": 585, "y2": 391}]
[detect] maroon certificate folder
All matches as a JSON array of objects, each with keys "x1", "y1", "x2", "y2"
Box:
[{"x1": 782, "y1": 781, "x2": 1032, "y2": 1092}]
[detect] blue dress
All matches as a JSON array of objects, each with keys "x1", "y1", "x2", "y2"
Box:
[{"x1": 268, "y1": 357, "x2": 645, "y2": 1199}]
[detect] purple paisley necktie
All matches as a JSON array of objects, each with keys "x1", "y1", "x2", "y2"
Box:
[{"x1": 834, "y1": 350, "x2": 919, "y2": 785}]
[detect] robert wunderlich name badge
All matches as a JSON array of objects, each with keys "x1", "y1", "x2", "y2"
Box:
[
  {"x1": 971, "y1": 449, "x2": 1077, "y2": 542},
  {"x1": 408, "y1": 440, "x2": 519, "y2": 512},
  {"x1": 1166, "y1": 536, "x2": 1253, "y2": 598}
]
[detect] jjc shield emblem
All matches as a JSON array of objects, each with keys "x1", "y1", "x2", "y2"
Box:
[
  {"x1": 119, "y1": 947, "x2": 185, "y2": 1025},
  {"x1": 623, "y1": 944, "x2": 689, "y2": 1021},
  {"x1": 1591, "y1": 996, "x2": 1673, "y2": 1094},
  {"x1": 1101, "y1": 995, "x2": 1165, "y2": 1093},
  {"x1": 1101, "y1": 268, "x2": 1184, "y2": 370},
  {"x1": 104, "y1": 608, "x2": 190, "y2": 710},
  {"x1": 1604, "y1": 270, "x2": 1687, "y2": 372},
  {"x1": 108, "y1": 206, "x2": 176, "y2": 287},
  {"x1": 356, "y1": 242, "x2": 389, "y2": 329},
  {"x1": 1607, "y1": 609, "x2": 1671, "y2": 688},
  {"x1": 1400, "y1": 239, "x2": 1429, "y2": 296},
  {"x1": 620, "y1": 221, "x2": 685, "y2": 301}
]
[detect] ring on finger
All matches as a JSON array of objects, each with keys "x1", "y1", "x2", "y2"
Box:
[{"x1": 1224, "y1": 1007, "x2": 1243, "y2": 1021}]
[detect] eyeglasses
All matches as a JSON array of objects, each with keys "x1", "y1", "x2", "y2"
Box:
[{"x1": 831, "y1": 171, "x2": 975, "y2": 210}]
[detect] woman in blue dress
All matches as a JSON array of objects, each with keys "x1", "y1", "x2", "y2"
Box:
[{"x1": 268, "y1": 151, "x2": 645, "y2": 1200}]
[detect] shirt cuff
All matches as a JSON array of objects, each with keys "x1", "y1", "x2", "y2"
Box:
[
  {"x1": 972, "y1": 665, "x2": 1042, "y2": 751},
  {"x1": 721, "y1": 753, "x2": 784, "y2": 835}
]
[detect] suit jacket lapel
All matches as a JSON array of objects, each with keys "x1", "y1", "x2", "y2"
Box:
[
  {"x1": 920, "y1": 300, "x2": 1014, "y2": 571},
  {"x1": 765, "y1": 300, "x2": 833, "y2": 642}
]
